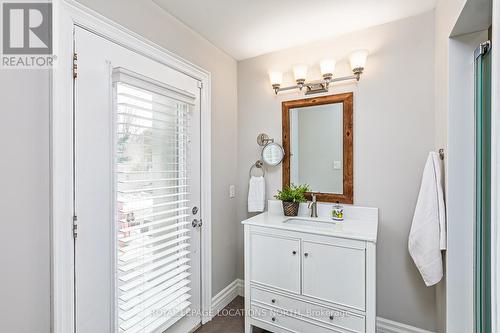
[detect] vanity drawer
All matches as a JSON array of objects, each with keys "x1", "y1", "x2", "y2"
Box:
[
  {"x1": 251, "y1": 304, "x2": 348, "y2": 333},
  {"x1": 251, "y1": 287, "x2": 365, "y2": 333}
]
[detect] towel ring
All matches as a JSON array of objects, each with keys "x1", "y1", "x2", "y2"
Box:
[{"x1": 249, "y1": 160, "x2": 265, "y2": 177}]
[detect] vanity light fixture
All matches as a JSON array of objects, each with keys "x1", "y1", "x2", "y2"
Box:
[
  {"x1": 269, "y1": 50, "x2": 368, "y2": 95},
  {"x1": 269, "y1": 71, "x2": 283, "y2": 93},
  {"x1": 293, "y1": 64, "x2": 308, "y2": 89}
]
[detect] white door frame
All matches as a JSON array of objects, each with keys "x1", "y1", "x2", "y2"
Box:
[{"x1": 50, "y1": 1, "x2": 212, "y2": 332}]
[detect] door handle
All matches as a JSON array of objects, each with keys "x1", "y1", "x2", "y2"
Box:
[{"x1": 191, "y1": 219, "x2": 203, "y2": 228}]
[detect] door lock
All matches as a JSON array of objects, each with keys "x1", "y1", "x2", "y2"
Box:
[{"x1": 191, "y1": 219, "x2": 203, "y2": 228}]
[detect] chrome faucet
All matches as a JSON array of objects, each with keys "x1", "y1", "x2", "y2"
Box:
[{"x1": 308, "y1": 193, "x2": 318, "y2": 218}]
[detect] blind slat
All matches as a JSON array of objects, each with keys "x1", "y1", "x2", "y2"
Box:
[
  {"x1": 138, "y1": 301, "x2": 191, "y2": 333},
  {"x1": 119, "y1": 257, "x2": 190, "y2": 283},
  {"x1": 117, "y1": 185, "x2": 189, "y2": 194},
  {"x1": 119, "y1": 261, "x2": 190, "y2": 293},
  {"x1": 120, "y1": 280, "x2": 191, "y2": 318},
  {"x1": 117, "y1": 91, "x2": 192, "y2": 110},
  {"x1": 124, "y1": 298, "x2": 191, "y2": 333},
  {"x1": 118, "y1": 112, "x2": 186, "y2": 125},
  {"x1": 119, "y1": 214, "x2": 190, "y2": 233},
  {"x1": 119, "y1": 199, "x2": 189, "y2": 213},
  {"x1": 119, "y1": 222, "x2": 190, "y2": 243},
  {"x1": 119, "y1": 236, "x2": 190, "y2": 262},
  {"x1": 119, "y1": 286, "x2": 191, "y2": 328},
  {"x1": 117, "y1": 192, "x2": 189, "y2": 205},
  {"x1": 120, "y1": 228, "x2": 189, "y2": 253},
  {"x1": 119, "y1": 265, "x2": 191, "y2": 293},
  {"x1": 118, "y1": 207, "x2": 189, "y2": 224}
]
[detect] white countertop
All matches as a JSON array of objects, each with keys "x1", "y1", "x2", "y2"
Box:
[{"x1": 241, "y1": 200, "x2": 378, "y2": 243}]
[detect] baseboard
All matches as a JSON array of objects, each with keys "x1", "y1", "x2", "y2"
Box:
[
  {"x1": 212, "y1": 280, "x2": 435, "y2": 333},
  {"x1": 377, "y1": 317, "x2": 436, "y2": 333},
  {"x1": 210, "y1": 279, "x2": 244, "y2": 319},
  {"x1": 236, "y1": 278, "x2": 244, "y2": 297}
]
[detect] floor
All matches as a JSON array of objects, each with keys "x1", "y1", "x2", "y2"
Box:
[{"x1": 194, "y1": 297, "x2": 269, "y2": 333}]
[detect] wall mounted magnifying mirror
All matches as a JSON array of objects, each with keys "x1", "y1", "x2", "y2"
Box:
[
  {"x1": 282, "y1": 93, "x2": 353, "y2": 203},
  {"x1": 262, "y1": 142, "x2": 285, "y2": 166}
]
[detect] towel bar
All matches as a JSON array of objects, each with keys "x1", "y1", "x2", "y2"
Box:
[{"x1": 249, "y1": 160, "x2": 265, "y2": 177}]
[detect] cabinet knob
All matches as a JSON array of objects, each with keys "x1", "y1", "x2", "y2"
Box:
[
  {"x1": 329, "y1": 315, "x2": 334, "y2": 320},
  {"x1": 292, "y1": 251, "x2": 297, "y2": 255},
  {"x1": 271, "y1": 299, "x2": 276, "y2": 304},
  {"x1": 271, "y1": 317, "x2": 276, "y2": 322},
  {"x1": 304, "y1": 252, "x2": 309, "y2": 257}
]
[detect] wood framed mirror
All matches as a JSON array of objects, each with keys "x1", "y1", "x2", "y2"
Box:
[{"x1": 282, "y1": 93, "x2": 353, "y2": 203}]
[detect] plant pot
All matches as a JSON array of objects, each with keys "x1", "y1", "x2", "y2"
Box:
[{"x1": 282, "y1": 201, "x2": 300, "y2": 216}]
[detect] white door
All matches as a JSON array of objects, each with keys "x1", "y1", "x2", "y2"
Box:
[{"x1": 74, "y1": 26, "x2": 202, "y2": 333}]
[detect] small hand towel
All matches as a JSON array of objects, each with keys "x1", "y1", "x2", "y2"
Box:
[
  {"x1": 408, "y1": 152, "x2": 447, "y2": 286},
  {"x1": 248, "y1": 176, "x2": 265, "y2": 213}
]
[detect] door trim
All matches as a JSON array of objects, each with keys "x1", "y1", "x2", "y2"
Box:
[{"x1": 51, "y1": 1, "x2": 212, "y2": 332}]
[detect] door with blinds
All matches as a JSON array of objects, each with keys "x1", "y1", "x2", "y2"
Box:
[{"x1": 74, "y1": 27, "x2": 202, "y2": 333}]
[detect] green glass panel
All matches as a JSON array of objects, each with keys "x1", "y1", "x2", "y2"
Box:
[{"x1": 475, "y1": 42, "x2": 492, "y2": 333}]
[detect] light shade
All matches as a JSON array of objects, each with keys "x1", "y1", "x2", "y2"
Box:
[
  {"x1": 268, "y1": 71, "x2": 283, "y2": 85},
  {"x1": 349, "y1": 49, "x2": 369, "y2": 70},
  {"x1": 320, "y1": 59, "x2": 336, "y2": 75},
  {"x1": 293, "y1": 65, "x2": 308, "y2": 81}
]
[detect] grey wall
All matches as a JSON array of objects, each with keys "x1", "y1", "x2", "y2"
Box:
[
  {"x1": 0, "y1": 1, "x2": 238, "y2": 332},
  {"x1": 236, "y1": 12, "x2": 438, "y2": 331},
  {"x1": 0, "y1": 70, "x2": 51, "y2": 333}
]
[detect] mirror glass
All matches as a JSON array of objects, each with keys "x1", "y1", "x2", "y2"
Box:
[
  {"x1": 262, "y1": 142, "x2": 284, "y2": 166},
  {"x1": 289, "y1": 103, "x2": 343, "y2": 194}
]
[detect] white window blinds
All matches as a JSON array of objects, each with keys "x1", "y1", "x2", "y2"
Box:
[{"x1": 113, "y1": 68, "x2": 195, "y2": 333}]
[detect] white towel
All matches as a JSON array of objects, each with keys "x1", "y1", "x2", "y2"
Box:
[
  {"x1": 408, "y1": 152, "x2": 447, "y2": 286},
  {"x1": 248, "y1": 176, "x2": 265, "y2": 212}
]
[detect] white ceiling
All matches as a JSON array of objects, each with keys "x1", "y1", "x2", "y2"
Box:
[{"x1": 153, "y1": 0, "x2": 437, "y2": 60}]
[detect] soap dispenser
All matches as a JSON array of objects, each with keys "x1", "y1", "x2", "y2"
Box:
[{"x1": 331, "y1": 201, "x2": 344, "y2": 221}]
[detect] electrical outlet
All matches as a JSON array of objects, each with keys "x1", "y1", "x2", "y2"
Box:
[{"x1": 229, "y1": 185, "x2": 236, "y2": 198}]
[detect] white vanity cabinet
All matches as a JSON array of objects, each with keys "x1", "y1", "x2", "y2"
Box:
[
  {"x1": 250, "y1": 233, "x2": 301, "y2": 294},
  {"x1": 243, "y1": 205, "x2": 377, "y2": 333}
]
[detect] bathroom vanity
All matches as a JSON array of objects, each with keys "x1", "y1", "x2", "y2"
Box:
[{"x1": 242, "y1": 201, "x2": 378, "y2": 333}]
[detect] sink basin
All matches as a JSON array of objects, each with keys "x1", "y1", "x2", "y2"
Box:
[{"x1": 284, "y1": 218, "x2": 339, "y2": 227}]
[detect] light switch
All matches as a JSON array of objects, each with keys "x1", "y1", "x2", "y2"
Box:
[
  {"x1": 229, "y1": 185, "x2": 236, "y2": 198},
  {"x1": 333, "y1": 161, "x2": 342, "y2": 170}
]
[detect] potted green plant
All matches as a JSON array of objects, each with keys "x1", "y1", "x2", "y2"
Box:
[{"x1": 274, "y1": 184, "x2": 310, "y2": 216}]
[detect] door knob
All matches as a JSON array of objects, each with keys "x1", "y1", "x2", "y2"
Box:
[{"x1": 191, "y1": 219, "x2": 202, "y2": 228}]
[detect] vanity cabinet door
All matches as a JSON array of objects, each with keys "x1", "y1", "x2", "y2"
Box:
[
  {"x1": 250, "y1": 233, "x2": 300, "y2": 293},
  {"x1": 302, "y1": 241, "x2": 366, "y2": 310}
]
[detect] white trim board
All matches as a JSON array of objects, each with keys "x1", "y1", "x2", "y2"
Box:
[
  {"x1": 376, "y1": 317, "x2": 435, "y2": 333},
  {"x1": 217, "y1": 279, "x2": 435, "y2": 333},
  {"x1": 210, "y1": 279, "x2": 244, "y2": 319},
  {"x1": 51, "y1": 1, "x2": 212, "y2": 332}
]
